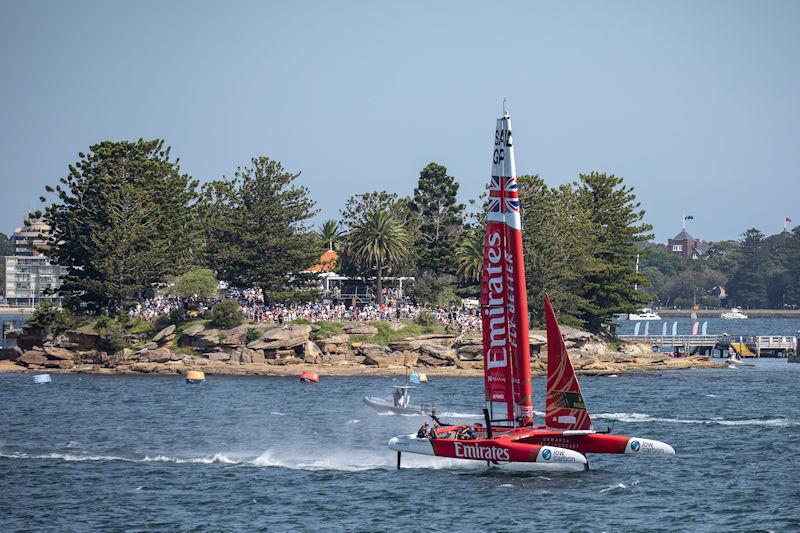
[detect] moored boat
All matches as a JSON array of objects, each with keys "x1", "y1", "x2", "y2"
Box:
[
  {"x1": 721, "y1": 307, "x2": 748, "y2": 319},
  {"x1": 628, "y1": 308, "x2": 661, "y2": 321}
]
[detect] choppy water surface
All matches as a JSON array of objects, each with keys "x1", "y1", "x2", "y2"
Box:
[{"x1": 2, "y1": 362, "x2": 799, "y2": 531}]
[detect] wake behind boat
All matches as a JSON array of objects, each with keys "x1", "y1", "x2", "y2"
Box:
[{"x1": 388, "y1": 109, "x2": 675, "y2": 471}]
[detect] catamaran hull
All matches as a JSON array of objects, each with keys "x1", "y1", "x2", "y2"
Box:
[
  {"x1": 363, "y1": 397, "x2": 431, "y2": 416},
  {"x1": 520, "y1": 431, "x2": 675, "y2": 456},
  {"x1": 388, "y1": 433, "x2": 588, "y2": 470}
]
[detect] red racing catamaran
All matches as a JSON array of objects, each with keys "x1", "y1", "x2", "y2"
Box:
[{"x1": 388, "y1": 109, "x2": 675, "y2": 470}]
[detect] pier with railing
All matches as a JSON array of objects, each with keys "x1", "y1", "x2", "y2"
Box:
[{"x1": 617, "y1": 334, "x2": 797, "y2": 357}]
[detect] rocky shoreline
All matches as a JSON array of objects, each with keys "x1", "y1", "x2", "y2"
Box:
[{"x1": 2, "y1": 319, "x2": 725, "y2": 377}]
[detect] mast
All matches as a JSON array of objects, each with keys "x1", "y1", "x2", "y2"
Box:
[{"x1": 481, "y1": 109, "x2": 533, "y2": 427}]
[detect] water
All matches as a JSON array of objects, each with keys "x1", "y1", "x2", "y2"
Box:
[
  {"x1": 613, "y1": 316, "x2": 800, "y2": 337},
  {"x1": 2, "y1": 363, "x2": 799, "y2": 531}
]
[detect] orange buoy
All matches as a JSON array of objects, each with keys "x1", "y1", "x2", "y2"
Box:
[
  {"x1": 186, "y1": 370, "x2": 206, "y2": 384},
  {"x1": 299, "y1": 371, "x2": 319, "y2": 383}
]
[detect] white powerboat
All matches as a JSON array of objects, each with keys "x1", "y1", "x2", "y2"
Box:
[
  {"x1": 721, "y1": 308, "x2": 748, "y2": 320},
  {"x1": 628, "y1": 308, "x2": 661, "y2": 321},
  {"x1": 364, "y1": 384, "x2": 435, "y2": 416}
]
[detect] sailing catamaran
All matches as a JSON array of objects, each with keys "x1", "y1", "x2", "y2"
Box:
[{"x1": 388, "y1": 110, "x2": 675, "y2": 470}]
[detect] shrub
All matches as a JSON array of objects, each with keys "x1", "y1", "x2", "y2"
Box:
[
  {"x1": 207, "y1": 299, "x2": 243, "y2": 328},
  {"x1": 94, "y1": 316, "x2": 129, "y2": 351},
  {"x1": 153, "y1": 308, "x2": 187, "y2": 332},
  {"x1": 413, "y1": 308, "x2": 437, "y2": 327},
  {"x1": 26, "y1": 301, "x2": 75, "y2": 337},
  {"x1": 245, "y1": 327, "x2": 263, "y2": 342}
]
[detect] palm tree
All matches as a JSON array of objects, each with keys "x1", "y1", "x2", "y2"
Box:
[
  {"x1": 348, "y1": 210, "x2": 410, "y2": 304},
  {"x1": 456, "y1": 228, "x2": 484, "y2": 283},
  {"x1": 319, "y1": 219, "x2": 344, "y2": 251}
]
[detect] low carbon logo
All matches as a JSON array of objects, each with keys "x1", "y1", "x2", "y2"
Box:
[
  {"x1": 542, "y1": 449, "x2": 552, "y2": 460},
  {"x1": 630, "y1": 440, "x2": 641, "y2": 452}
]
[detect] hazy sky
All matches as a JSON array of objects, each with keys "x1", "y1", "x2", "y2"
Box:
[{"x1": 1, "y1": 0, "x2": 798, "y2": 242}]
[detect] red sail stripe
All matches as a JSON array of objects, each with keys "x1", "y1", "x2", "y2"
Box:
[{"x1": 481, "y1": 221, "x2": 515, "y2": 423}]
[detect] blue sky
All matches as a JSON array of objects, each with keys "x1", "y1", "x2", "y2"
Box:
[{"x1": 1, "y1": 0, "x2": 798, "y2": 242}]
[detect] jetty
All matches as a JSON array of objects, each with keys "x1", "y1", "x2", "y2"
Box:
[{"x1": 617, "y1": 334, "x2": 797, "y2": 357}]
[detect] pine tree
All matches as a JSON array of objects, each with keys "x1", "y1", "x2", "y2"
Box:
[
  {"x1": 576, "y1": 172, "x2": 653, "y2": 332},
  {"x1": 410, "y1": 163, "x2": 465, "y2": 276},
  {"x1": 201, "y1": 157, "x2": 318, "y2": 299},
  {"x1": 727, "y1": 228, "x2": 769, "y2": 308},
  {"x1": 43, "y1": 139, "x2": 199, "y2": 314},
  {"x1": 518, "y1": 176, "x2": 598, "y2": 328}
]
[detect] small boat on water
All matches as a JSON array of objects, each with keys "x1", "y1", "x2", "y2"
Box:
[
  {"x1": 389, "y1": 109, "x2": 675, "y2": 471},
  {"x1": 364, "y1": 374, "x2": 435, "y2": 415},
  {"x1": 628, "y1": 308, "x2": 661, "y2": 321},
  {"x1": 721, "y1": 307, "x2": 748, "y2": 320},
  {"x1": 33, "y1": 374, "x2": 52, "y2": 384}
]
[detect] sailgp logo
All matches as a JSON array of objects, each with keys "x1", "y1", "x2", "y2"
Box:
[
  {"x1": 453, "y1": 442, "x2": 510, "y2": 461},
  {"x1": 630, "y1": 440, "x2": 641, "y2": 452},
  {"x1": 542, "y1": 449, "x2": 552, "y2": 460}
]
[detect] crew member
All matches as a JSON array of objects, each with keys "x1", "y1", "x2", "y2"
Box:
[{"x1": 417, "y1": 422, "x2": 429, "y2": 438}]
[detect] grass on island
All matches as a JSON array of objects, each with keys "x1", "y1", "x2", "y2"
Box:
[{"x1": 351, "y1": 320, "x2": 444, "y2": 346}]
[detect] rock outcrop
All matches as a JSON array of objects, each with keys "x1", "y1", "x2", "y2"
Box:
[{"x1": 4, "y1": 319, "x2": 724, "y2": 376}]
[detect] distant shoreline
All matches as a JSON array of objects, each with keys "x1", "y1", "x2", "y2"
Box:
[
  {"x1": 645, "y1": 309, "x2": 800, "y2": 318},
  {"x1": 0, "y1": 358, "x2": 726, "y2": 377}
]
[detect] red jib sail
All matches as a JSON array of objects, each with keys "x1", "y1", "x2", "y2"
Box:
[
  {"x1": 481, "y1": 111, "x2": 533, "y2": 426},
  {"x1": 543, "y1": 294, "x2": 592, "y2": 430}
]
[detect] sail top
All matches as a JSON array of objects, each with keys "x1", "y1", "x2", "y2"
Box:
[{"x1": 489, "y1": 114, "x2": 521, "y2": 231}]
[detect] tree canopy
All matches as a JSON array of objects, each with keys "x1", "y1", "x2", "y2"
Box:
[
  {"x1": 200, "y1": 157, "x2": 319, "y2": 300},
  {"x1": 410, "y1": 162, "x2": 464, "y2": 276},
  {"x1": 43, "y1": 139, "x2": 199, "y2": 314}
]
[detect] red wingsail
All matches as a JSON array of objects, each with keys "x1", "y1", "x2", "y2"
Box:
[
  {"x1": 544, "y1": 294, "x2": 592, "y2": 430},
  {"x1": 481, "y1": 111, "x2": 533, "y2": 426}
]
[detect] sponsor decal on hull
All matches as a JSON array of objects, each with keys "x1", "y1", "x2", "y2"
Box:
[
  {"x1": 540, "y1": 447, "x2": 580, "y2": 463},
  {"x1": 453, "y1": 442, "x2": 510, "y2": 462}
]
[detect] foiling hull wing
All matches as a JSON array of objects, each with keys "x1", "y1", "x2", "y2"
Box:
[{"x1": 517, "y1": 430, "x2": 676, "y2": 456}]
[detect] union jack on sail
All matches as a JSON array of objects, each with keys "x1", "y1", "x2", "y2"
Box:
[{"x1": 488, "y1": 176, "x2": 520, "y2": 214}]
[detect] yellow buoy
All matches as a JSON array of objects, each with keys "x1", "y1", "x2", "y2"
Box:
[{"x1": 186, "y1": 370, "x2": 206, "y2": 383}]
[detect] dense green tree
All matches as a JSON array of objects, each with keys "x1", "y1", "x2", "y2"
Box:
[
  {"x1": 576, "y1": 172, "x2": 653, "y2": 331},
  {"x1": 410, "y1": 163, "x2": 465, "y2": 276},
  {"x1": 166, "y1": 268, "x2": 219, "y2": 299},
  {"x1": 661, "y1": 269, "x2": 728, "y2": 308},
  {"x1": 783, "y1": 227, "x2": 800, "y2": 307},
  {"x1": 518, "y1": 176, "x2": 598, "y2": 327},
  {"x1": 318, "y1": 219, "x2": 344, "y2": 251},
  {"x1": 26, "y1": 301, "x2": 75, "y2": 337},
  {"x1": 346, "y1": 209, "x2": 410, "y2": 305},
  {"x1": 726, "y1": 228, "x2": 768, "y2": 308},
  {"x1": 408, "y1": 272, "x2": 460, "y2": 307},
  {"x1": 43, "y1": 139, "x2": 199, "y2": 314},
  {"x1": 201, "y1": 157, "x2": 318, "y2": 299}
]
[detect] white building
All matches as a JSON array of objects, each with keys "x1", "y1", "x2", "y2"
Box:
[
  {"x1": 3, "y1": 255, "x2": 64, "y2": 307},
  {"x1": 3, "y1": 217, "x2": 64, "y2": 307}
]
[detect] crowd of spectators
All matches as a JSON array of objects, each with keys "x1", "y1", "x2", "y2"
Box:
[{"x1": 129, "y1": 291, "x2": 482, "y2": 334}]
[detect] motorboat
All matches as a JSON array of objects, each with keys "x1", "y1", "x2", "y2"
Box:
[
  {"x1": 721, "y1": 308, "x2": 748, "y2": 319},
  {"x1": 364, "y1": 384, "x2": 434, "y2": 416},
  {"x1": 628, "y1": 308, "x2": 661, "y2": 321}
]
